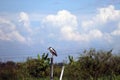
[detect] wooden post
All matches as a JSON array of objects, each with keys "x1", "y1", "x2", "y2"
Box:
[{"x1": 50, "y1": 56, "x2": 53, "y2": 80}]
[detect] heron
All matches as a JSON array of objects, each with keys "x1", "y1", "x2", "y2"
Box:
[{"x1": 48, "y1": 47, "x2": 57, "y2": 56}]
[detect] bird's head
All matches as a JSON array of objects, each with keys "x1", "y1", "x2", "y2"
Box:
[{"x1": 48, "y1": 47, "x2": 51, "y2": 50}]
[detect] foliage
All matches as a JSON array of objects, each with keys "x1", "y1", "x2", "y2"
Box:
[
  {"x1": 0, "y1": 61, "x2": 23, "y2": 80},
  {"x1": 0, "y1": 49, "x2": 120, "y2": 80},
  {"x1": 64, "y1": 49, "x2": 120, "y2": 80},
  {"x1": 25, "y1": 53, "x2": 50, "y2": 78}
]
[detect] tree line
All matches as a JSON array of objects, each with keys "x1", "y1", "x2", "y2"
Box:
[{"x1": 0, "y1": 49, "x2": 120, "y2": 80}]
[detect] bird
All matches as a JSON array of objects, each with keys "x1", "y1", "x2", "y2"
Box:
[{"x1": 48, "y1": 47, "x2": 57, "y2": 56}]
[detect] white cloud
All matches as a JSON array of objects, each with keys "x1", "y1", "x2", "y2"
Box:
[
  {"x1": 111, "y1": 29, "x2": 120, "y2": 36},
  {"x1": 19, "y1": 12, "x2": 29, "y2": 22},
  {"x1": 43, "y1": 10, "x2": 103, "y2": 42},
  {"x1": 104, "y1": 33, "x2": 113, "y2": 43},
  {"x1": 96, "y1": 5, "x2": 120, "y2": 23},
  {"x1": 111, "y1": 23, "x2": 120, "y2": 36},
  {"x1": 43, "y1": 10, "x2": 81, "y2": 41},
  {"x1": 10, "y1": 31, "x2": 26, "y2": 42},
  {"x1": 60, "y1": 26, "x2": 80, "y2": 41},
  {"x1": 19, "y1": 12, "x2": 32, "y2": 33},
  {"x1": 0, "y1": 17, "x2": 26, "y2": 43},
  {"x1": 61, "y1": 27, "x2": 103, "y2": 41},
  {"x1": 88, "y1": 29, "x2": 103, "y2": 40},
  {"x1": 43, "y1": 10, "x2": 78, "y2": 28},
  {"x1": 82, "y1": 5, "x2": 120, "y2": 30},
  {"x1": 81, "y1": 5, "x2": 120, "y2": 44}
]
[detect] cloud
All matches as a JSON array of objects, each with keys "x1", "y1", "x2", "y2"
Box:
[
  {"x1": 19, "y1": 12, "x2": 32, "y2": 33},
  {"x1": 0, "y1": 17, "x2": 26, "y2": 43},
  {"x1": 111, "y1": 23, "x2": 120, "y2": 36},
  {"x1": 43, "y1": 10, "x2": 78, "y2": 27},
  {"x1": 43, "y1": 10, "x2": 103, "y2": 42},
  {"x1": 8, "y1": 31, "x2": 26, "y2": 42},
  {"x1": 82, "y1": 5, "x2": 120, "y2": 30},
  {"x1": 111, "y1": 29, "x2": 120, "y2": 36},
  {"x1": 81, "y1": 5, "x2": 120, "y2": 43},
  {"x1": 43, "y1": 10, "x2": 79, "y2": 41},
  {"x1": 96, "y1": 5, "x2": 120, "y2": 23}
]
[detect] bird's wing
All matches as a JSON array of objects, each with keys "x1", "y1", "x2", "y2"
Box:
[
  {"x1": 52, "y1": 48, "x2": 56, "y2": 53},
  {"x1": 51, "y1": 48, "x2": 57, "y2": 56}
]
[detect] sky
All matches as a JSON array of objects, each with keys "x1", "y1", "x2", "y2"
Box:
[{"x1": 0, "y1": 0, "x2": 120, "y2": 62}]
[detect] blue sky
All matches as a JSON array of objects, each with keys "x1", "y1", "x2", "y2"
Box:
[{"x1": 0, "y1": 0, "x2": 120, "y2": 62}]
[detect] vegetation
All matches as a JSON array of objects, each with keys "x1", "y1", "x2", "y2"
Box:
[
  {"x1": 64, "y1": 49, "x2": 120, "y2": 80},
  {"x1": 0, "y1": 49, "x2": 120, "y2": 80}
]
